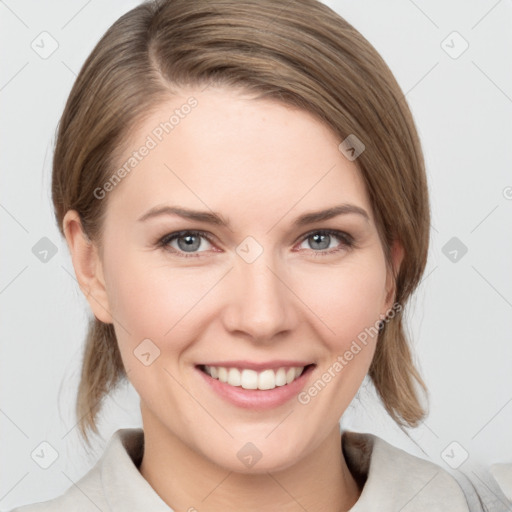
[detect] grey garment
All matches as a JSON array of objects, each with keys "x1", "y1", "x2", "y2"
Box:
[
  {"x1": 10, "y1": 427, "x2": 475, "y2": 511},
  {"x1": 489, "y1": 463, "x2": 512, "y2": 503},
  {"x1": 452, "y1": 462, "x2": 512, "y2": 512}
]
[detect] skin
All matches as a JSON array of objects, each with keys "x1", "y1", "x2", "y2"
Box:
[{"x1": 64, "y1": 86, "x2": 402, "y2": 512}]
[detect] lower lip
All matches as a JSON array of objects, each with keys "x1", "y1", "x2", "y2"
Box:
[{"x1": 196, "y1": 365, "x2": 315, "y2": 410}]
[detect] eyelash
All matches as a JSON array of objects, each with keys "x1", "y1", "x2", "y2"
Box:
[{"x1": 156, "y1": 229, "x2": 355, "y2": 258}]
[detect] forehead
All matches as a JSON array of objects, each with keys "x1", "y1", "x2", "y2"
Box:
[{"x1": 105, "y1": 87, "x2": 372, "y2": 224}]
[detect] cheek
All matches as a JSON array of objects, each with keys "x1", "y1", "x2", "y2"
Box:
[
  {"x1": 293, "y1": 254, "x2": 388, "y2": 347},
  {"x1": 103, "y1": 248, "x2": 224, "y2": 347},
  {"x1": 104, "y1": 234, "x2": 388, "y2": 355}
]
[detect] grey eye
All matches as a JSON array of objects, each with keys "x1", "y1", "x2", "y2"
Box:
[
  {"x1": 162, "y1": 231, "x2": 213, "y2": 254},
  {"x1": 307, "y1": 233, "x2": 332, "y2": 250}
]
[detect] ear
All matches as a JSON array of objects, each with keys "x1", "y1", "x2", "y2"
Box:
[
  {"x1": 63, "y1": 210, "x2": 113, "y2": 324},
  {"x1": 383, "y1": 239, "x2": 404, "y2": 312}
]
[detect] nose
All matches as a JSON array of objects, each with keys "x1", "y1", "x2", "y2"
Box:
[{"x1": 221, "y1": 250, "x2": 298, "y2": 343}]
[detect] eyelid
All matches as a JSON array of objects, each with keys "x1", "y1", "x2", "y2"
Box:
[
  {"x1": 295, "y1": 228, "x2": 354, "y2": 246},
  {"x1": 157, "y1": 228, "x2": 355, "y2": 257},
  {"x1": 157, "y1": 230, "x2": 217, "y2": 257},
  {"x1": 294, "y1": 228, "x2": 355, "y2": 255}
]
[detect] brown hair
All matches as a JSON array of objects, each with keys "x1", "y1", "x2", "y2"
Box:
[{"x1": 52, "y1": 0, "x2": 430, "y2": 447}]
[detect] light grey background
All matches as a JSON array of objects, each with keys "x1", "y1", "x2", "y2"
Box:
[{"x1": 1, "y1": 0, "x2": 511, "y2": 509}]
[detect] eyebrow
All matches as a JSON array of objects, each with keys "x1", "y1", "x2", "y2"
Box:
[{"x1": 137, "y1": 203, "x2": 370, "y2": 227}]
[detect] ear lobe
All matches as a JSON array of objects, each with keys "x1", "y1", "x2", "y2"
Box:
[
  {"x1": 63, "y1": 210, "x2": 113, "y2": 324},
  {"x1": 384, "y1": 240, "x2": 404, "y2": 309}
]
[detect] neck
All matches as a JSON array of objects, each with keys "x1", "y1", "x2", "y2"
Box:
[{"x1": 138, "y1": 418, "x2": 361, "y2": 512}]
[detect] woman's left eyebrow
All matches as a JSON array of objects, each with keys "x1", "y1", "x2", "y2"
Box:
[{"x1": 292, "y1": 204, "x2": 370, "y2": 226}]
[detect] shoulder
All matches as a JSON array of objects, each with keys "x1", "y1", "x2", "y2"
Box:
[
  {"x1": 342, "y1": 430, "x2": 471, "y2": 511},
  {"x1": 8, "y1": 428, "x2": 147, "y2": 512},
  {"x1": 489, "y1": 462, "x2": 512, "y2": 502},
  {"x1": 8, "y1": 460, "x2": 107, "y2": 512}
]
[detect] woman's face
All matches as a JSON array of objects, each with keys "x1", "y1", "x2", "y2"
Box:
[{"x1": 81, "y1": 86, "x2": 399, "y2": 472}]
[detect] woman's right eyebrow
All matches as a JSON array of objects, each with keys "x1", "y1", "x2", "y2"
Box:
[{"x1": 137, "y1": 205, "x2": 227, "y2": 226}]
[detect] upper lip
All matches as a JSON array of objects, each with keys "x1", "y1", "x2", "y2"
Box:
[{"x1": 198, "y1": 360, "x2": 315, "y2": 371}]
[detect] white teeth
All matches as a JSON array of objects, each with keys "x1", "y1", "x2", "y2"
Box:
[
  {"x1": 241, "y1": 369, "x2": 258, "y2": 389},
  {"x1": 228, "y1": 367, "x2": 241, "y2": 386},
  {"x1": 203, "y1": 365, "x2": 306, "y2": 390},
  {"x1": 217, "y1": 367, "x2": 228, "y2": 383},
  {"x1": 258, "y1": 369, "x2": 275, "y2": 390},
  {"x1": 275, "y1": 367, "x2": 287, "y2": 386}
]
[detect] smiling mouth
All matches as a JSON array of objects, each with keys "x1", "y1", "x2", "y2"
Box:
[{"x1": 197, "y1": 364, "x2": 316, "y2": 391}]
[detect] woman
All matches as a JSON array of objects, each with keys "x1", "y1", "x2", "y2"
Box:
[{"x1": 10, "y1": 0, "x2": 477, "y2": 510}]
